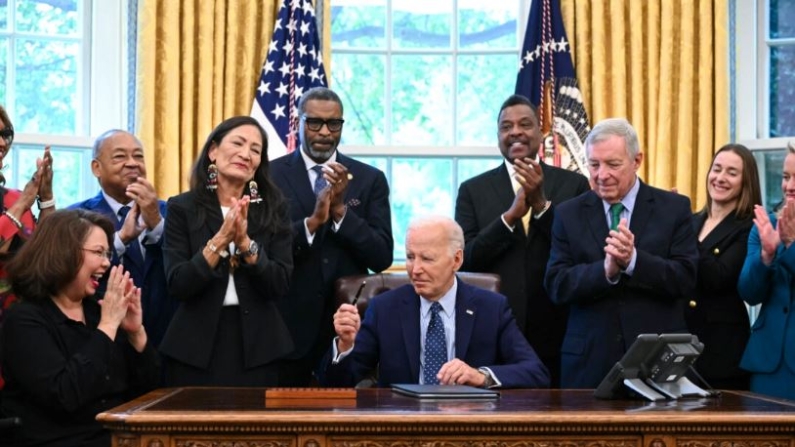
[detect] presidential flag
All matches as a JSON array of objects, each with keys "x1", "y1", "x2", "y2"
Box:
[
  {"x1": 251, "y1": 0, "x2": 328, "y2": 159},
  {"x1": 516, "y1": 0, "x2": 589, "y2": 175}
]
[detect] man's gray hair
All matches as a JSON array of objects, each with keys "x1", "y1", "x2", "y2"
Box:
[
  {"x1": 407, "y1": 215, "x2": 464, "y2": 255},
  {"x1": 297, "y1": 87, "x2": 344, "y2": 116},
  {"x1": 585, "y1": 118, "x2": 640, "y2": 158},
  {"x1": 92, "y1": 129, "x2": 142, "y2": 159}
]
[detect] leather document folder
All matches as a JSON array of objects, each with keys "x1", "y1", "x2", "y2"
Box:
[{"x1": 391, "y1": 384, "x2": 500, "y2": 399}]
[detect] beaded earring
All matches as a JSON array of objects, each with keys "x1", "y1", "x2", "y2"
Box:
[
  {"x1": 249, "y1": 180, "x2": 262, "y2": 203},
  {"x1": 206, "y1": 162, "x2": 218, "y2": 190}
]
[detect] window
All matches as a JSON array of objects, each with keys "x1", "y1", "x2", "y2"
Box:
[
  {"x1": 735, "y1": 0, "x2": 795, "y2": 208},
  {"x1": 0, "y1": 1, "x2": 127, "y2": 208},
  {"x1": 331, "y1": 0, "x2": 529, "y2": 262}
]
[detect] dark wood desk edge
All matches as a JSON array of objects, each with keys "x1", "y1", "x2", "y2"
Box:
[{"x1": 97, "y1": 388, "x2": 183, "y2": 422}]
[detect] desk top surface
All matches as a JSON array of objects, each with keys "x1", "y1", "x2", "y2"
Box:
[{"x1": 98, "y1": 387, "x2": 795, "y2": 429}]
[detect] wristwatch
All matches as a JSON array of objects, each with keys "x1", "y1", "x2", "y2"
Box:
[
  {"x1": 478, "y1": 367, "x2": 496, "y2": 388},
  {"x1": 237, "y1": 239, "x2": 259, "y2": 258}
]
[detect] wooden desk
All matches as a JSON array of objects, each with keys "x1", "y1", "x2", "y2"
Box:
[{"x1": 98, "y1": 387, "x2": 795, "y2": 447}]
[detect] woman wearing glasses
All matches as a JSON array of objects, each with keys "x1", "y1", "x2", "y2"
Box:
[
  {"x1": 0, "y1": 104, "x2": 55, "y2": 390},
  {"x1": 160, "y1": 116, "x2": 293, "y2": 386},
  {"x1": 0, "y1": 209, "x2": 159, "y2": 447}
]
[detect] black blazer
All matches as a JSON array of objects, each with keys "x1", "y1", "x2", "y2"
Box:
[
  {"x1": 545, "y1": 182, "x2": 699, "y2": 388},
  {"x1": 455, "y1": 162, "x2": 589, "y2": 385},
  {"x1": 270, "y1": 151, "x2": 393, "y2": 364},
  {"x1": 686, "y1": 210, "x2": 752, "y2": 385},
  {"x1": 159, "y1": 190, "x2": 294, "y2": 370}
]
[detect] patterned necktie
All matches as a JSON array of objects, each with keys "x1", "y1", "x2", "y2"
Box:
[
  {"x1": 609, "y1": 202, "x2": 625, "y2": 231},
  {"x1": 118, "y1": 206, "x2": 144, "y2": 267},
  {"x1": 423, "y1": 302, "x2": 447, "y2": 385},
  {"x1": 311, "y1": 165, "x2": 328, "y2": 196}
]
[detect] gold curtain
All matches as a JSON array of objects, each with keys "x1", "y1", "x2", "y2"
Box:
[
  {"x1": 560, "y1": 0, "x2": 729, "y2": 209},
  {"x1": 136, "y1": 0, "x2": 333, "y2": 198}
]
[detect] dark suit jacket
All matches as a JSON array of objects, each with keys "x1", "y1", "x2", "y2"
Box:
[
  {"x1": 68, "y1": 192, "x2": 175, "y2": 348},
  {"x1": 159, "y1": 190, "x2": 294, "y2": 370},
  {"x1": 320, "y1": 280, "x2": 550, "y2": 388},
  {"x1": 738, "y1": 213, "x2": 795, "y2": 379},
  {"x1": 686, "y1": 211, "x2": 751, "y2": 386},
  {"x1": 544, "y1": 182, "x2": 698, "y2": 388},
  {"x1": 455, "y1": 161, "x2": 589, "y2": 386},
  {"x1": 270, "y1": 151, "x2": 393, "y2": 366}
]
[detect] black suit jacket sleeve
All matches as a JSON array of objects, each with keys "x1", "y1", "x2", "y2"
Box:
[
  {"x1": 330, "y1": 168, "x2": 393, "y2": 272},
  {"x1": 163, "y1": 194, "x2": 292, "y2": 301},
  {"x1": 456, "y1": 181, "x2": 516, "y2": 271}
]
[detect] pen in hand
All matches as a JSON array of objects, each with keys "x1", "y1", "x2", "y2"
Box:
[{"x1": 351, "y1": 280, "x2": 367, "y2": 306}]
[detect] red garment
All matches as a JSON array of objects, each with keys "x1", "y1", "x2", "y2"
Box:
[{"x1": 0, "y1": 187, "x2": 36, "y2": 390}]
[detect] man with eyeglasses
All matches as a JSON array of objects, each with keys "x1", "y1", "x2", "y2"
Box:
[
  {"x1": 270, "y1": 86, "x2": 394, "y2": 386},
  {"x1": 68, "y1": 129, "x2": 176, "y2": 350}
]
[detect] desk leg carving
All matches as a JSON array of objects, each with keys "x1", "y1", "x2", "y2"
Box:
[{"x1": 115, "y1": 433, "x2": 140, "y2": 447}]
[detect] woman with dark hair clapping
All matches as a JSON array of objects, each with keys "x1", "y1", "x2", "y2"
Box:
[
  {"x1": 160, "y1": 116, "x2": 293, "y2": 386},
  {"x1": 0, "y1": 209, "x2": 159, "y2": 447}
]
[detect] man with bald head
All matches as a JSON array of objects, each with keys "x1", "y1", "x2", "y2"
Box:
[
  {"x1": 68, "y1": 129, "x2": 174, "y2": 348},
  {"x1": 320, "y1": 216, "x2": 549, "y2": 389}
]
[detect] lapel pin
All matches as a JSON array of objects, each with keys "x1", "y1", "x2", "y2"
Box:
[{"x1": 466, "y1": 309, "x2": 474, "y2": 315}]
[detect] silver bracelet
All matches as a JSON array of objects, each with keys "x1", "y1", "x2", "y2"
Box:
[
  {"x1": 4, "y1": 211, "x2": 22, "y2": 229},
  {"x1": 37, "y1": 197, "x2": 55, "y2": 209}
]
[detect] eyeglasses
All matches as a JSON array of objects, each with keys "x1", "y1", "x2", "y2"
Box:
[
  {"x1": 301, "y1": 116, "x2": 344, "y2": 133},
  {"x1": 82, "y1": 247, "x2": 113, "y2": 260},
  {"x1": 0, "y1": 127, "x2": 14, "y2": 146}
]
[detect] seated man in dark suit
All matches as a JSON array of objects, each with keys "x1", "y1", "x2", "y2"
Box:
[{"x1": 320, "y1": 216, "x2": 549, "y2": 388}]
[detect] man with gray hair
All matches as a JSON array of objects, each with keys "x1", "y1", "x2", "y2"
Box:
[
  {"x1": 68, "y1": 129, "x2": 174, "y2": 348},
  {"x1": 544, "y1": 118, "x2": 698, "y2": 388},
  {"x1": 321, "y1": 216, "x2": 549, "y2": 388},
  {"x1": 270, "y1": 86, "x2": 393, "y2": 386}
]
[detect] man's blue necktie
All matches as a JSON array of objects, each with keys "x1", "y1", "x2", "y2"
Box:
[
  {"x1": 609, "y1": 202, "x2": 624, "y2": 231},
  {"x1": 423, "y1": 302, "x2": 447, "y2": 385},
  {"x1": 312, "y1": 165, "x2": 328, "y2": 196},
  {"x1": 118, "y1": 205, "x2": 144, "y2": 268}
]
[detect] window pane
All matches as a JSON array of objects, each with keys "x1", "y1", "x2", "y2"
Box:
[
  {"x1": 457, "y1": 54, "x2": 516, "y2": 145},
  {"x1": 333, "y1": 53, "x2": 386, "y2": 145},
  {"x1": 0, "y1": 39, "x2": 6, "y2": 104},
  {"x1": 769, "y1": 0, "x2": 795, "y2": 39},
  {"x1": 0, "y1": 1, "x2": 8, "y2": 30},
  {"x1": 457, "y1": 157, "x2": 502, "y2": 188},
  {"x1": 14, "y1": 38, "x2": 79, "y2": 134},
  {"x1": 392, "y1": 2, "x2": 452, "y2": 49},
  {"x1": 331, "y1": 2, "x2": 386, "y2": 49},
  {"x1": 769, "y1": 45, "x2": 795, "y2": 138},
  {"x1": 391, "y1": 55, "x2": 452, "y2": 146},
  {"x1": 391, "y1": 158, "x2": 454, "y2": 260},
  {"x1": 8, "y1": 144, "x2": 95, "y2": 210},
  {"x1": 15, "y1": 0, "x2": 79, "y2": 35},
  {"x1": 755, "y1": 150, "x2": 785, "y2": 211},
  {"x1": 354, "y1": 156, "x2": 388, "y2": 174},
  {"x1": 458, "y1": 1, "x2": 518, "y2": 49}
]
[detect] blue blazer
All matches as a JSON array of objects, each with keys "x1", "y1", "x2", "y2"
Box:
[
  {"x1": 544, "y1": 182, "x2": 698, "y2": 388},
  {"x1": 270, "y1": 151, "x2": 393, "y2": 364},
  {"x1": 737, "y1": 213, "x2": 795, "y2": 375},
  {"x1": 68, "y1": 192, "x2": 175, "y2": 348},
  {"x1": 320, "y1": 280, "x2": 550, "y2": 389}
]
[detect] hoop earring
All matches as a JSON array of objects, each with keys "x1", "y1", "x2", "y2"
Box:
[
  {"x1": 249, "y1": 180, "x2": 262, "y2": 203},
  {"x1": 206, "y1": 162, "x2": 218, "y2": 191}
]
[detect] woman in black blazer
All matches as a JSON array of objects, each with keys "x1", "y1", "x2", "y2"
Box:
[
  {"x1": 687, "y1": 144, "x2": 762, "y2": 390},
  {"x1": 159, "y1": 116, "x2": 294, "y2": 386}
]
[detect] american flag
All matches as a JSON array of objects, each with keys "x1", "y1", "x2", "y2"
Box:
[
  {"x1": 251, "y1": 0, "x2": 328, "y2": 159},
  {"x1": 516, "y1": 0, "x2": 590, "y2": 175}
]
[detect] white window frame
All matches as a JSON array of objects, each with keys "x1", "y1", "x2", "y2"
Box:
[
  {"x1": 735, "y1": 0, "x2": 795, "y2": 149},
  {"x1": 332, "y1": 0, "x2": 531, "y2": 158},
  {"x1": 13, "y1": 1, "x2": 128, "y2": 147}
]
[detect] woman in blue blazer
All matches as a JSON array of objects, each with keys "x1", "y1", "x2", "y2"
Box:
[{"x1": 738, "y1": 141, "x2": 795, "y2": 400}]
